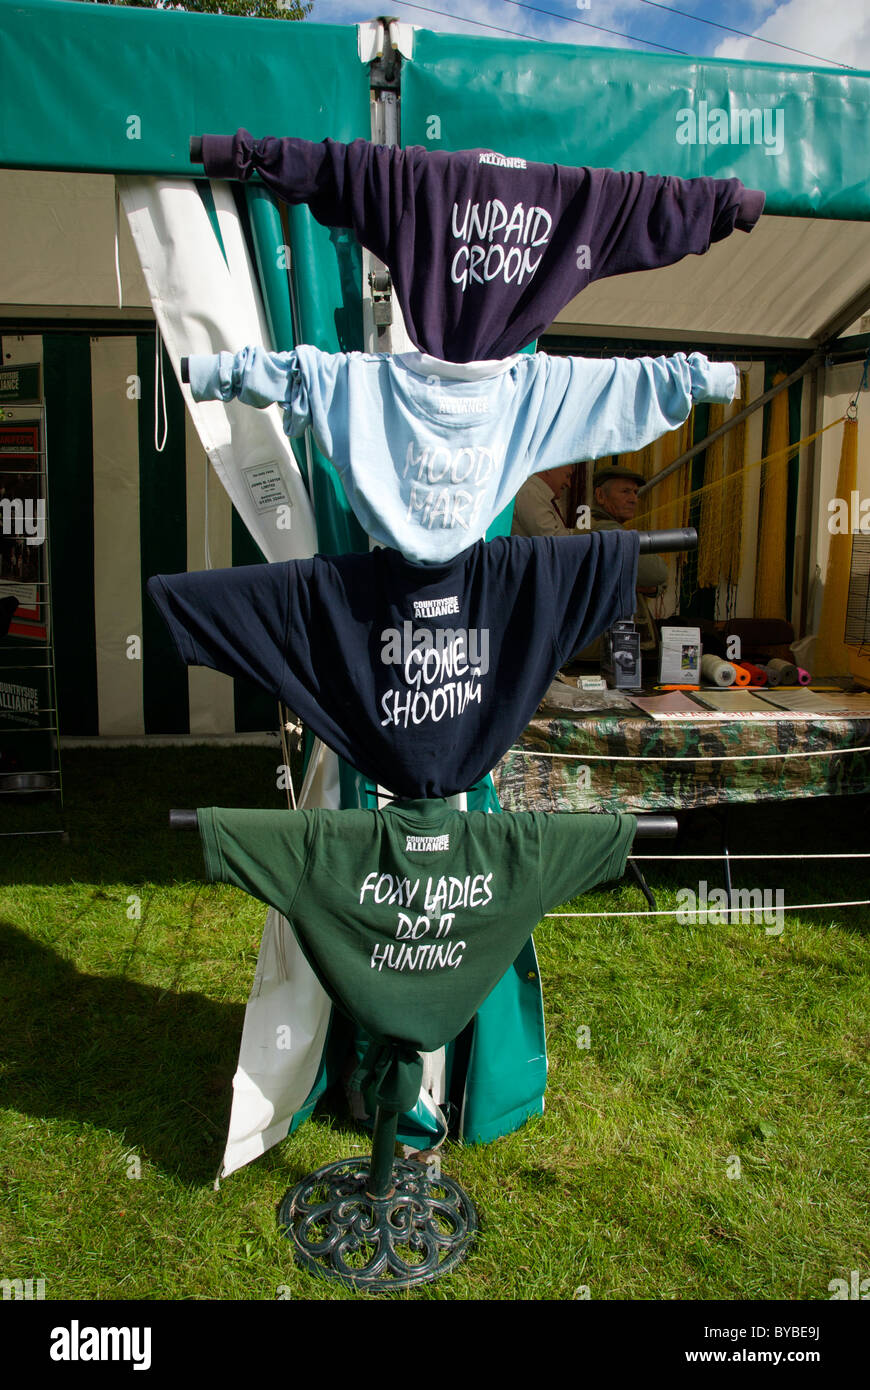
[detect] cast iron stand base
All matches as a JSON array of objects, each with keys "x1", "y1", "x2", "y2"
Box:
[{"x1": 277, "y1": 1107, "x2": 477, "y2": 1291}]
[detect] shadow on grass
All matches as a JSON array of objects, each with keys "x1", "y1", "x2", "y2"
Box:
[
  {"x1": 624, "y1": 793, "x2": 870, "y2": 932},
  {"x1": 0, "y1": 920, "x2": 246, "y2": 1185},
  {"x1": 2, "y1": 745, "x2": 294, "y2": 888}
]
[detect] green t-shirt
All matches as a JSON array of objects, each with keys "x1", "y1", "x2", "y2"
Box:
[{"x1": 198, "y1": 801, "x2": 635, "y2": 1110}]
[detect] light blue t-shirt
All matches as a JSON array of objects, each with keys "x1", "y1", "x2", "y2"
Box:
[{"x1": 187, "y1": 347, "x2": 737, "y2": 563}]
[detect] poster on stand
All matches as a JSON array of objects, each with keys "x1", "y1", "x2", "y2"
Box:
[{"x1": 0, "y1": 399, "x2": 46, "y2": 642}]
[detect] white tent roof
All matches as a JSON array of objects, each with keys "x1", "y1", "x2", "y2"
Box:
[
  {"x1": 3, "y1": 170, "x2": 870, "y2": 346},
  {"x1": 1, "y1": 171, "x2": 150, "y2": 319},
  {"x1": 552, "y1": 215, "x2": 870, "y2": 348}
]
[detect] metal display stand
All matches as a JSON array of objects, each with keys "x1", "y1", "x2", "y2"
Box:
[
  {"x1": 0, "y1": 392, "x2": 65, "y2": 839},
  {"x1": 276, "y1": 1122, "x2": 478, "y2": 1291},
  {"x1": 169, "y1": 807, "x2": 676, "y2": 1291}
]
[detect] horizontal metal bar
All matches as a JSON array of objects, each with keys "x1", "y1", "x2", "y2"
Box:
[{"x1": 639, "y1": 352, "x2": 823, "y2": 496}]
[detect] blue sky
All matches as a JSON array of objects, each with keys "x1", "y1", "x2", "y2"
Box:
[{"x1": 304, "y1": 0, "x2": 870, "y2": 69}]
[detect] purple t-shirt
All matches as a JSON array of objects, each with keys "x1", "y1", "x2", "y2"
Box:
[{"x1": 201, "y1": 130, "x2": 765, "y2": 363}]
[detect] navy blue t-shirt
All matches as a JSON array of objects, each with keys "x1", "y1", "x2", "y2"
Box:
[
  {"x1": 201, "y1": 131, "x2": 765, "y2": 363},
  {"x1": 147, "y1": 532, "x2": 637, "y2": 798}
]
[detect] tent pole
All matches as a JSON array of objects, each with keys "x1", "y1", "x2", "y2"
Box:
[{"x1": 797, "y1": 361, "x2": 824, "y2": 638}]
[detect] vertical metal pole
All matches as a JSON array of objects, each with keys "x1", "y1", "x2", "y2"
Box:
[
  {"x1": 366, "y1": 1106, "x2": 399, "y2": 1199},
  {"x1": 362, "y1": 34, "x2": 414, "y2": 358},
  {"x1": 722, "y1": 805, "x2": 735, "y2": 912},
  {"x1": 800, "y1": 360, "x2": 824, "y2": 638}
]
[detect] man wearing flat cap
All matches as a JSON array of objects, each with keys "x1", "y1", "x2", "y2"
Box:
[
  {"x1": 590, "y1": 464, "x2": 668, "y2": 590},
  {"x1": 585, "y1": 463, "x2": 668, "y2": 655},
  {"x1": 512, "y1": 463, "x2": 668, "y2": 657}
]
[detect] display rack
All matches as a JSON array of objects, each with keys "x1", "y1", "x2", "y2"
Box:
[{"x1": 0, "y1": 386, "x2": 65, "y2": 839}]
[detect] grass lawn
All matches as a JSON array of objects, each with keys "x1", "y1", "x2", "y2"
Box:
[{"x1": 1, "y1": 746, "x2": 867, "y2": 1301}]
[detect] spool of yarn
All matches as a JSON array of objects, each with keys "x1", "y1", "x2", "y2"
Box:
[
  {"x1": 766, "y1": 658, "x2": 799, "y2": 687},
  {"x1": 737, "y1": 662, "x2": 768, "y2": 686},
  {"x1": 796, "y1": 668, "x2": 811, "y2": 686},
  {"x1": 731, "y1": 663, "x2": 751, "y2": 688},
  {"x1": 701, "y1": 654, "x2": 736, "y2": 687}
]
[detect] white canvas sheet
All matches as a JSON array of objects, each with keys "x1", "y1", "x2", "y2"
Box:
[{"x1": 119, "y1": 175, "x2": 335, "y2": 1179}]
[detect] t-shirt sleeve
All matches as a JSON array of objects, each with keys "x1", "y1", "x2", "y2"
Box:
[
  {"x1": 146, "y1": 563, "x2": 291, "y2": 700},
  {"x1": 187, "y1": 346, "x2": 313, "y2": 439},
  {"x1": 543, "y1": 531, "x2": 640, "y2": 663},
  {"x1": 198, "y1": 806, "x2": 312, "y2": 918},
  {"x1": 537, "y1": 810, "x2": 637, "y2": 917},
  {"x1": 581, "y1": 168, "x2": 765, "y2": 284},
  {"x1": 200, "y1": 130, "x2": 401, "y2": 265},
  {"x1": 527, "y1": 353, "x2": 738, "y2": 467},
  {"x1": 637, "y1": 551, "x2": 669, "y2": 589}
]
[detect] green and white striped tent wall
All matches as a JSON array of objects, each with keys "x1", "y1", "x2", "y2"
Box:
[{"x1": 3, "y1": 329, "x2": 276, "y2": 740}]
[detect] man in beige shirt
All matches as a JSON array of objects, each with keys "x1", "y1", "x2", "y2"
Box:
[
  {"x1": 512, "y1": 464, "x2": 668, "y2": 658},
  {"x1": 510, "y1": 464, "x2": 578, "y2": 538}
]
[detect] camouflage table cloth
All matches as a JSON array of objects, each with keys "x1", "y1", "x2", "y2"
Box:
[{"x1": 492, "y1": 710, "x2": 870, "y2": 813}]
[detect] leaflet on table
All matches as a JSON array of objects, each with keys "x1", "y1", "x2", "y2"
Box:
[
  {"x1": 658, "y1": 626, "x2": 701, "y2": 685},
  {"x1": 756, "y1": 689, "x2": 870, "y2": 715}
]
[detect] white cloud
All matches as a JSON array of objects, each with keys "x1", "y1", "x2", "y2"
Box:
[
  {"x1": 310, "y1": 0, "x2": 643, "y2": 49},
  {"x1": 386, "y1": 0, "x2": 634, "y2": 48},
  {"x1": 310, "y1": 0, "x2": 870, "y2": 65},
  {"x1": 712, "y1": 0, "x2": 870, "y2": 69}
]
